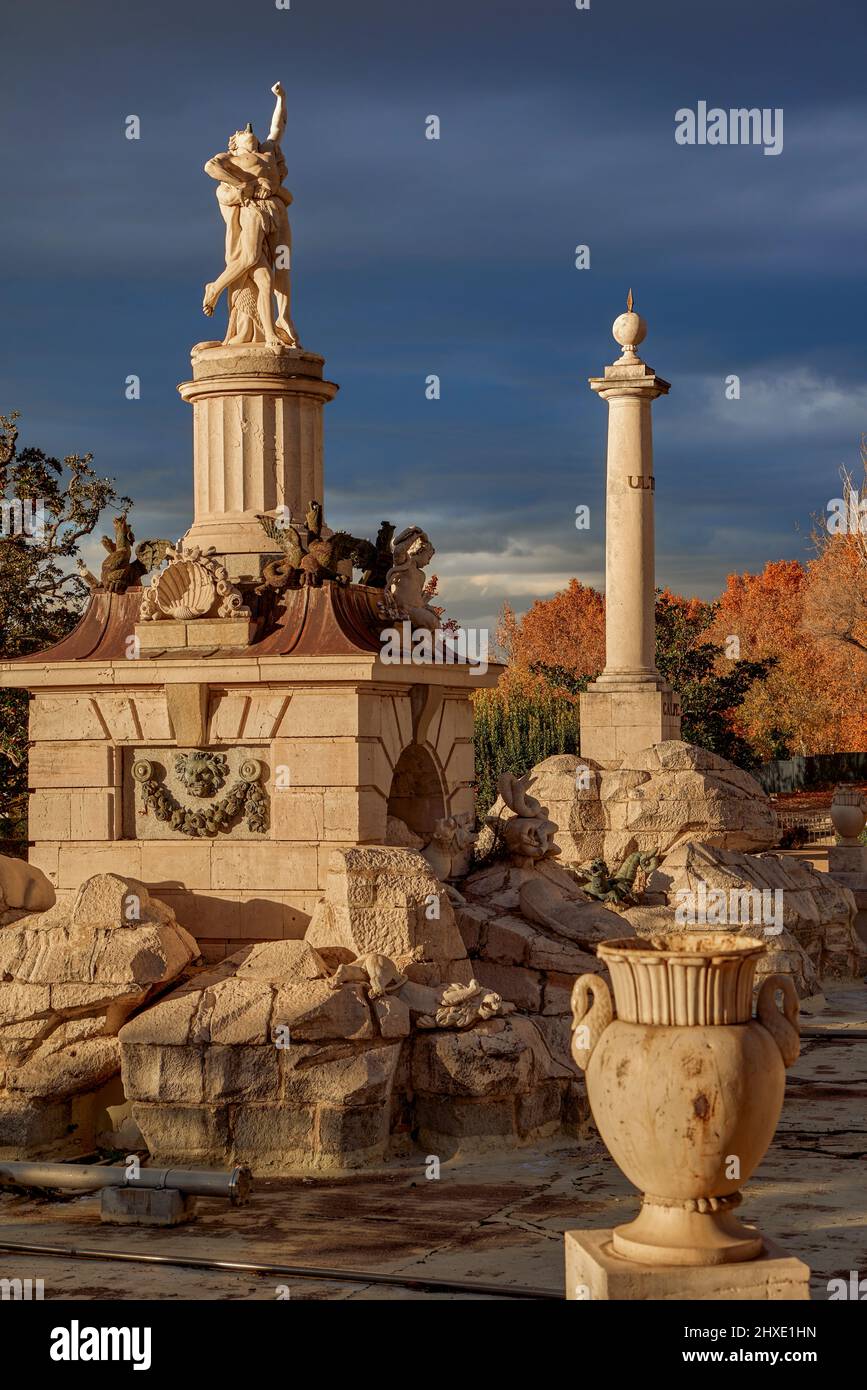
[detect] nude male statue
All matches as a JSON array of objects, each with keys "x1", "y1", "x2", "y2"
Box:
[{"x1": 202, "y1": 81, "x2": 299, "y2": 348}]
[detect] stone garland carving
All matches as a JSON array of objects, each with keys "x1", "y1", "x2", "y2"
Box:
[
  {"x1": 139, "y1": 544, "x2": 251, "y2": 623},
  {"x1": 132, "y1": 757, "x2": 267, "y2": 836}
]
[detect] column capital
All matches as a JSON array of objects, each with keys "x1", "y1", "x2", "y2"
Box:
[
  {"x1": 589, "y1": 362, "x2": 671, "y2": 400},
  {"x1": 589, "y1": 292, "x2": 671, "y2": 399}
]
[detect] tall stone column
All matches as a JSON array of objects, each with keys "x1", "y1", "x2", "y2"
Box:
[
  {"x1": 579, "y1": 295, "x2": 681, "y2": 763},
  {"x1": 178, "y1": 344, "x2": 338, "y2": 580}
]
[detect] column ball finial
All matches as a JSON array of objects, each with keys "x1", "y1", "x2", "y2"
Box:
[{"x1": 612, "y1": 290, "x2": 647, "y2": 358}]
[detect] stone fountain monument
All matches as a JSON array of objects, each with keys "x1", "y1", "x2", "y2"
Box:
[{"x1": 0, "y1": 81, "x2": 498, "y2": 967}]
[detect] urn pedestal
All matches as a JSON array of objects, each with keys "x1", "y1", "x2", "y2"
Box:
[{"x1": 565, "y1": 933, "x2": 811, "y2": 1299}]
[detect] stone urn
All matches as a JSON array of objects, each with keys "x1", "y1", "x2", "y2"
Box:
[
  {"x1": 571, "y1": 933, "x2": 800, "y2": 1267},
  {"x1": 830, "y1": 785, "x2": 867, "y2": 844}
]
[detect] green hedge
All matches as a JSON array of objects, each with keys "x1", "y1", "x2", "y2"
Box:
[{"x1": 473, "y1": 684, "x2": 578, "y2": 816}]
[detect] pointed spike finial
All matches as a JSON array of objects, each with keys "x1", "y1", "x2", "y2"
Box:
[{"x1": 627, "y1": 288, "x2": 634, "y2": 313}]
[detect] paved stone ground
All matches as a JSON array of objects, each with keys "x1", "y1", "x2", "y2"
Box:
[{"x1": 0, "y1": 985, "x2": 864, "y2": 1301}]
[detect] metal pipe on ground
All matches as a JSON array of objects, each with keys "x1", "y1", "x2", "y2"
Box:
[
  {"x1": 0, "y1": 1162, "x2": 251, "y2": 1205},
  {"x1": 0, "y1": 1240, "x2": 559, "y2": 1299}
]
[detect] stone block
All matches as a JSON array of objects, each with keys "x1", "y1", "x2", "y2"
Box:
[
  {"x1": 204, "y1": 1044, "x2": 280, "y2": 1102},
  {"x1": 411, "y1": 1026, "x2": 535, "y2": 1098},
  {"x1": 473, "y1": 961, "x2": 542, "y2": 1012},
  {"x1": 270, "y1": 788, "x2": 325, "y2": 841},
  {"x1": 234, "y1": 939, "x2": 328, "y2": 982},
  {"x1": 118, "y1": 993, "x2": 198, "y2": 1046},
  {"x1": 135, "y1": 621, "x2": 187, "y2": 651},
  {"x1": 30, "y1": 743, "x2": 116, "y2": 790},
  {"x1": 829, "y1": 844, "x2": 867, "y2": 875},
  {"x1": 564, "y1": 1229, "x2": 810, "y2": 1300},
  {"x1": 483, "y1": 915, "x2": 537, "y2": 965},
  {"x1": 210, "y1": 842, "x2": 318, "y2": 891},
  {"x1": 516, "y1": 1079, "x2": 564, "y2": 1136},
  {"x1": 271, "y1": 737, "x2": 361, "y2": 788},
  {"x1": 281, "y1": 1042, "x2": 402, "y2": 1106},
  {"x1": 58, "y1": 843, "x2": 143, "y2": 889},
  {"x1": 29, "y1": 791, "x2": 72, "y2": 841},
  {"x1": 372, "y1": 994, "x2": 411, "y2": 1037},
  {"x1": 0, "y1": 1098, "x2": 72, "y2": 1153},
  {"x1": 100, "y1": 1186, "x2": 197, "y2": 1227},
  {"x1": 271, "y1": 979, "x2": 374, "y2": 1042},
  {"x1": 70, "y1": 791, "x2": 118, "y2": 841},
  {"x1": 315, "y1": 1102, "x2": 391, "y2": 1165},
  {"x1": 131, "y1": 1102, "x2": 231, "y2": 1165},
  {"x1": 543, "y1": 972, "x2": 578, "y2": 1015},
  {"x1": 414, "y1": 1093, "x2": 517, "y2": 1141},
  {"x1": 29, "y1": 696, "x2": 106, "y2": 742},
  {"x1": 184, "y1": 618, "x2": 255, "y2": 648},
  {"x1": 276, "y1": 690, "x2": 364, "y2": 740},
  {"x1": 211, "y1": 693, "x2": 251, "y2": 741},
  {"x1": 230, "y1": 1102, "x2": 315, "y2": 1166},
  {"x1": 121, "y1": 1043, "x2": 204, "y2": 1104},
  {"x1": 139, "y1": 840, "x2": 213, "y2": 890}
]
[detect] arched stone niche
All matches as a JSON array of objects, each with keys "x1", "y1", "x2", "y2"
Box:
[{"x1": 386, "y1": 743, "x2": 446, "y2": 840}]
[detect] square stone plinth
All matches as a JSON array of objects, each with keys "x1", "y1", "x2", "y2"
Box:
[
  {"x1": 579, "y1": 679, "x2": 681, "y2": 763},
  {"x1": 828, "y1": 844, "x2": 867, "y2": 875},
  {"x1": 565, "y1": 1229, "x2": 810, "y2": 1301},
  {"x1": 135, "y1": 617, "x2": 255, "y2": 651}
]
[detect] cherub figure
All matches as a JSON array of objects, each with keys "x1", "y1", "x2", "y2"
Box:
[{"x1": 385, "y1": 526, "x2": 440, "y2": 631}]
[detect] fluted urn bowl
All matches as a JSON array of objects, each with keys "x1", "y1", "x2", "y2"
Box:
[
  {"x1": 830, "y1": 785, "x2": 866, "y2": 843},
  {"x1": 571, "y1": 933, "x2": 800, "y2": 1267}
]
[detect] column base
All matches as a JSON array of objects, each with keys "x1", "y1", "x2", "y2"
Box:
[
  {"x1": 182, "y1": 512, "x2": 283, "y2": 582},
  {"x1": 579, "y1": 673, "x2": 681, "y2": 763},
  {"x1": 565, "y1": 1229, "x2": 810, "y2": 1301}
]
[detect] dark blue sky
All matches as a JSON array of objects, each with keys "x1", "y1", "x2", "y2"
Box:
[{"x1": 3, "y1": 0, "x2": 866, "y2": 631}]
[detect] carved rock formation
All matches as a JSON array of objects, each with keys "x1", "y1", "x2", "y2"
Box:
[{"x1": 0, "y1": 873, "x2": 199, "y2": 1157}]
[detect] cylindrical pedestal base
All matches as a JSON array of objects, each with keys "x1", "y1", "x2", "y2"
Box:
[
  {"x1": 612, "y1": 1194, "x2": 764, "y2": 1267},
  {"x1": 179, "y1": 343, "x2": 338, "y2": 579}
]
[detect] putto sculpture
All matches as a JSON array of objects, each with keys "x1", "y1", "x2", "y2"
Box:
[
  {"x1": 385, "y1": 526, "x2": 441, "y2": 631},
  {"x1": 201, "y1": 81, "x2": 299, "y2": 349}
]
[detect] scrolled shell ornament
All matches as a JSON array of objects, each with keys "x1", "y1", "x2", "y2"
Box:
[{"x1": 139, "y1": 544, "x2": 250, "y2": 623}]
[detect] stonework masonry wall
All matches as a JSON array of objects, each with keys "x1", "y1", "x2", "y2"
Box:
[{"x1": 26, "y1": 676, "x2": 476, "y2": 963}]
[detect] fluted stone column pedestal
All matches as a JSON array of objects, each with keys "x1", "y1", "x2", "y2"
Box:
[
  {"x1": 179, "y1": 344, "x2": 338, "y2": 580},
  {"x1": 579, "y1": 300, "x2": 681, "y2": 765}
]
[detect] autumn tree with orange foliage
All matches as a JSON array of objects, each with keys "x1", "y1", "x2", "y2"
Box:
[
  {"x1": 714, "y1": 541, "x2": 867, "y2": 758},
  {"x1": 496, "y1": 578, "x2": 604, "y2": 696}
]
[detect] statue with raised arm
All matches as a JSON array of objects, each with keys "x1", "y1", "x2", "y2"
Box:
[{"x1": 201, "y1": 81, "x2": 300, "y2": 349}]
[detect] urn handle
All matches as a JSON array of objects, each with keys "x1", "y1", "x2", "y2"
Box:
[
  {"x1": 757, "y1": 974, "x2": 800, "y2": 1068},
  {"x1": 570, "y1": 973, "x2": 614, "y2": 1071}
]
